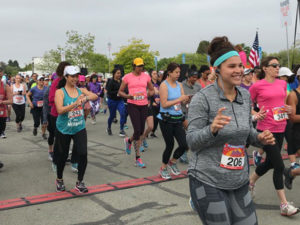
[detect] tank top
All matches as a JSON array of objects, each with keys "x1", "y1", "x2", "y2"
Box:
[
  {"x1": 292, "y1": 89, "x2": 300, "y2": 131},
  {"x1": 13, "y1": 84, "x2": 25, "y2": 105},
  {"x1": 56, "y1": 87, "x2": 85, "y2": 135},
  {"x1": 0, "y1": 81, "x2": 7, "y2": 117},
  {"x1": 157, "y1": 80, "x2": 182, "y2": 119}
]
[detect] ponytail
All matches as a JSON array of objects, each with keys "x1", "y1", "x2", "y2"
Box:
[{"x1": 57, "y1": 76, "x2": 67, "y2": 89}]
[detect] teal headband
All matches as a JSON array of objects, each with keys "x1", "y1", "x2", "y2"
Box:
[{"x1": 213, "y1": 51, "x2": 239, "y2": 67}]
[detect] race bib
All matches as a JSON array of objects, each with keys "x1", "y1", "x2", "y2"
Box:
[
  {"x1": 37, "y1": 101, "x2": 43, "y2": 107},
  {"x1": 220, "y1": 144, "x2": 245, "y2": 170},
  {"x1": 68, "y1": 106, "x2": 83, "y2": 119},
  {"x1": 272, "y1": 106, "x2": 288, "y2": 121},
  {"x1": 0, "y1": 110, "x2": 3, "y2": 116},
  {"x1": 174, "y1": 103, "x2": 181, "y2": 111},
  {"x1": 15, "y1": 96, "x2": 23, "y2": 104},
  {"x1": 133, "y1": 92, "x2": 145, "y2": 101}
]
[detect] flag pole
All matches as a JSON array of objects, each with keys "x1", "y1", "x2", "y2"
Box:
[
  {"x1": 285, "y1": 22, "x2": 290, "y2": 68},
  {"x1": 292, "y1": 2, "x2": 299, "y2": 68}
]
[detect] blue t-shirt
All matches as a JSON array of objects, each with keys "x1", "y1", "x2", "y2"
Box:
[{"x1": 30, "y1": 86, "x2": 47, "y2": 107}]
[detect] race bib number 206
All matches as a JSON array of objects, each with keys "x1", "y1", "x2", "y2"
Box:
[{"x1": 220, "y1": 144, "x2": 245, "y2": 170}]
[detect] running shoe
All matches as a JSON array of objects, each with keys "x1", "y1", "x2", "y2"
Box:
[
  {"x1": 143, "y1": 139, "x2": 148, "y2": 148},
  {"x1": 71, "y1": 163, "x2": 78, "y2": 173},
  {"x1": 124, "y1": 124, "x2": 129, "y2": 130},
  {"x1": 52, "y1": 163, "x2": 57, "y2": 172},
  {"x1": 291, "y1": 163, "x2": 300, "y2": 170},
  {"x1": 42, "y1": 133, "x2": 47, "y2": 140},
  {"x1": 140, "y1": 145, "x2": 145, "y2": 152},
  {"x1": 76, "y1": 181, "x2": 88, "y2": 193},
  {"x1": 56, "y1": 179, "x2": 65, "y2": 192},
  {"x1": 280, "y1": 202, "x2": 299, "y2": 216},
  {"x1": 113, "y1": 118, "x2": 118, "y2": 124},
  {"x1": 189, "y1": 197, "x2": 196, "y2": 211},
  {"x1": 252, "y1": 150, "x2": 262, "y2": 167},
  {"x1": 0, "y1": 161, "x2": 3, "y2": 169},
  {"x1": 119, "y1": 130, "x2": 126, "y2": 137},
  {"x1": 17, "y1": 125, "x2": 21, "y2": 133},
  {"x1": 0, "y1": 133, "x2": 6, "y2": 139},
  {"x1": 249, "y1": 183, "x2": 255, "y2": 199},
  {"x1": 48, "y1": 152, "x2": 53, "y2": 161},
  {"x1": 106, "y1": 127, "x2": 112, "y2": 136},
  {"x1": 159, "y1": 167, "x2": 171, "y2": 179},
  {"x1": 283, "y1": 167, "x2": 294, "y2": 190},
  {"x1": 91, "y1": 118, "x2": 96, "y2": 125},
  {"x1": 135, "y1": 158, "x2": 146, "y2": 168},
  {"x1": 150, "y1": 133, "x2": 157, "y2": 138},
  {"x1": 168, "y1": 161, "x2": 181, "y2": 175},
  {"x1": 179, "y1": 152, "x2": 189, "y2": 164},
  {"x1": 33, "y1": 128, "x2": 37, "y2": 136},
  {"x1": 124, "y1": 137, "x2": 131, "y2": 155}
]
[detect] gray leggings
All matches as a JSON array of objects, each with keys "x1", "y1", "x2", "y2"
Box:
[{"x1": 189, "y1": 176, "x2": 257, "y2": 225}]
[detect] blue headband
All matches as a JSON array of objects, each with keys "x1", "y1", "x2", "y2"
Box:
[{"x1": 213, "y1": 51, "x2": 239, "y2": 67}]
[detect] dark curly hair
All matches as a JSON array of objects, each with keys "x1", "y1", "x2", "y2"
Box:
[{"x1": 56, "y1": 61, "x2": 71, "y2": 77}]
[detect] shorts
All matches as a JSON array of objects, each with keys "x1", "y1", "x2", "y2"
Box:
[{"x1": 147, "y1": 106, "x2": 153, "y2": 117}]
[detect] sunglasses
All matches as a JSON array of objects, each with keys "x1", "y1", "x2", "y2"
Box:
[{"x1": 267, "y1": 63, "x2": 281, "y2": 68}]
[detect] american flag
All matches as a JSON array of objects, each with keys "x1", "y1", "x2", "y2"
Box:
[{"x1": 248, "y1": 32, "x2": 260, "y2": 68}]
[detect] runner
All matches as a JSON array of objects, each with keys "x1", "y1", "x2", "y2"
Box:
[
  {"x1": 179, "y1": 70, "x2": 201, "y2": 164},
  {"x1": 249, "y1": 56, "x2": 299, "y2": 216},
  {"x1": 88, "y1": 74, "x2": 101, "y2": 124},
  {"x1": 26, "y1": 75, "x2": 47, "y2": 139},
  {"x1": 240, "y1": 68, "x2": 254, "y2": 90},
  {"x1": 0, "y1": 68, "x2": 13, "y2": 138},
  {"x1": 11, "y1": 74, "x2": 26, "y2": 132},
  {"x1": 284, "y1": 73, "x2": 300, "y2": 189},
  {"x1": 157, "y1": 62, "x2": 189, "y2": 179},
  {"x1": 54, "y1": 65, "x2": 97, "y2": 193},
  {"x1": 106, "y1": 68, "x2": 126, "y2": 136},
  {"x1": 149, "y1": 70, "x2": 161, "y2": 138},
  {"x1": 197, "y1": 65, "x2": 212, "y2": 88},
  {"x1": 118, "y1": 57, "x2": 154, "y2": 168},
  {"x1": 187, "y1": 36, "x2": 276, "y2": 224}
]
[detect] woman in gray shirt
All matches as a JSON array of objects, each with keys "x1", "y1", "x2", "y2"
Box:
[{"x1": 186, "y1": 36, "x2": 275, "y2": 225}]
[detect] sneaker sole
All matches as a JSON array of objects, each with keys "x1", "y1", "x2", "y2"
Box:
[
  {"x1": 159, "y1": 171, "x2": 171, "y2": 180},
  {"x1": 281, "y1": 209, "x2": 300, "y2": 216},
  {"x1": 119, "y1": 133, "x2": 126, "y2": 137},
  {"x1": 135, "y1": 163, "x2": 146, "y2": 168}
]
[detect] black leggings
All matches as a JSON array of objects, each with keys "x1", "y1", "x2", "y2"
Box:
[
  {"x1": 47, "y1": 114, "x2": 57, "y2": 146},
  {"x1": 0, "y1": 117, "x2": 6, "y2": 134},
  {"x1": 159, "y1": 120, "x2": 188, "y2": 164},
  {"x1": 255, "y1": 131, "x2": 285, "y2": 190},
  {"x1": 53, "y1": 129, "x2": 87, "y2": 181},
  {"x1": 12, "y1": 104, "x2": 25, "y2": 123},
  {"x1": 152, "y1": 106, "x2": 160, "y2": 134},
  {"x1": 127, "y1": 103, "x2": 148, "y2": 141},
  {"x1": 31, "y1": 107, "x2": 43, "y2": 128}
]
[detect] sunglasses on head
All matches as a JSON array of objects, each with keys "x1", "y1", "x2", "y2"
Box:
[{"x1": 267, "y1": 63, "x2": 281, "y2": 68}]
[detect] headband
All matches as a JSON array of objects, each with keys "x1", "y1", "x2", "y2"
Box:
[{"x1": 213, "y1": 51, "x2": 239, "y2": 67}]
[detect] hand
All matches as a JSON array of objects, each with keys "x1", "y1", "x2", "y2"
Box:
[
  {"x1": 285, "y1": 104, "x2": 292, "y2": 115},
  {"x1": 75, "y1": 94, "x2": 85, "y2": 106},
  {"x1": 210, "y1": 107, "x2": 231, "y2": 134},
  {"x1": 179, "y1": 95, "x2": 189, "y2": 103},
  {"x1": 29, "y1": 103, "x2": 34, "y2": 109},
  {"x1": 128, "y1": 95, "x2": 134, "y2": 100},
  {"x1": 254, "y1": 106, "x2": 267, "y2": 121},
  {"x1": 258, "y1": 130, "x2": 275, "y2": 145}
]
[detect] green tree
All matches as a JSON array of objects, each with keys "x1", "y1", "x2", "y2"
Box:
[
  {"x1": 157, "y1": 57, "x2": 176, "y2": 70},
  {"x1": 196, "y1": 40, "x2": 210, "y2": 54},
  {"x1": 112, "y1": 38, "x2": 159, "y2": 74},
  {"x1": 37, "y1": 49, "x2": 61, "y2": 73},
  {"x1": 21, "y1": 63, "x2": 33, "y2": 71},
  {"x1": 86, "y1": 52, "x2": 109, "y2": 73},
  {"x1": 271, "y1": 48, "x2": 300, "y2": 67}
]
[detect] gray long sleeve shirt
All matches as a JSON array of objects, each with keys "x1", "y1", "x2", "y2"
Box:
[{"x1": 186, "y1": 81, "x2": 262, "y2": 190}]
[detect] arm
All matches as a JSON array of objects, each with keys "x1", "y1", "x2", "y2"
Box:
[
  {"x1": 26, "y1": 91, "x2": 34, "y2": 108},
  {"x1": 118, "y1": 81, "x2": 133, "y2": 99},
  {"x1": 1, "y1": 85, "x2": 13, "y2": 105},
  {"x1": 287, "y1": 91, "x2": 300, "y2": 123},
  {"x1": 55, "y1": 89, "x2": 81, "y2": 115},
  {"x1": 80, "y1": 88, "x2": 98, "y2": 102},
  {"x1": 186, "y1": 92, "x2": 218, "y2": 151},
  {"x1": 147, "y1": 81, "x2": 155, "y2": 97}
]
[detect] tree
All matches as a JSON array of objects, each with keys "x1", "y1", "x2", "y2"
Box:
[
  {"x1": 196, "y1": 40, "x2": 210, "y2": 54},
  {"x1": 21, "y1": 63, "x2": 33, "y2": 71},
  {"x1": 86, "y1": 53, "x2": 109, "y2": 73},
  {"x1": 157, "y1": 57, "x2": 176, "y2": 70},
  {"x1": 271, "y1": 48, "x2": 300, "y2": 67},
  {"x1": 112, "y1": 38, "x2": 159, "y2": 74},
  {"x1": 37, "y1": 49, "x2": 61, "y2": 73}
]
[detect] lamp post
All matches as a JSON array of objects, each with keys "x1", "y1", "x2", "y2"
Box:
[{"x1": 108, "y1": 42, "x2": 111, "y2": 74}]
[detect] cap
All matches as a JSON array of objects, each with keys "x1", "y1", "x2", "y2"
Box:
[
  {"x1": 133, "y1": 58, "x2": 144, "y2": 66},
  {"x1": 79, "y1": 75, "x2": 86, "y2": 82},
  {"x1": 158, "y1": 70, "x2": 164, "y2": 75},
  {"x1": 279, "y1": 67, "x2": 293, "y2": 77},
  {"x1": 37, "y1": 75, "x2": 44, "y2": 81},
  {"x1": 45, "y1": 77, "x2": 50, "y2": 81},
  {"x1": 86, "y1": 74, "x2": 91, "y2": 78},
  {"x1": 188, "y1": 71, "x2": 198, "y2": 77},
  {"x1": 63, "y1": 66, "x2": 80, "y2": 76},
  {"x1": 244, "y1": 68, "x2": 253, "y2": 75}
]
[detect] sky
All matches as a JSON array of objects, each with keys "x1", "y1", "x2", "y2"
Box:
[{"x1": 0, "y1": 0, "x2": 298, "y2": 66}]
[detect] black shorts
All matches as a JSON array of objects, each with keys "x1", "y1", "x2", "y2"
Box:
[{"x1": 147, "y1": 106, "x2": 153, "y2": 117}]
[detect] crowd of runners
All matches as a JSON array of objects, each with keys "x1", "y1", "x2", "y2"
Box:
[{"x1": 1, "y1": 35, "x2": 300, "y2": 224}]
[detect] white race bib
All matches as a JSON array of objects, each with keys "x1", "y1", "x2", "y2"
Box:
[
  {"x1": 68, "y1": 106, "x2": 83, "y2": 119},
  {"x1": 272, "y1": 106, "x2": 288, "y2": 121},
  {"x1": 220, "y1": 144, "x2": 245, "y2": 170},
  {"x1": 37, "y1": 101, "x2": 43, "y2": 107}
]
